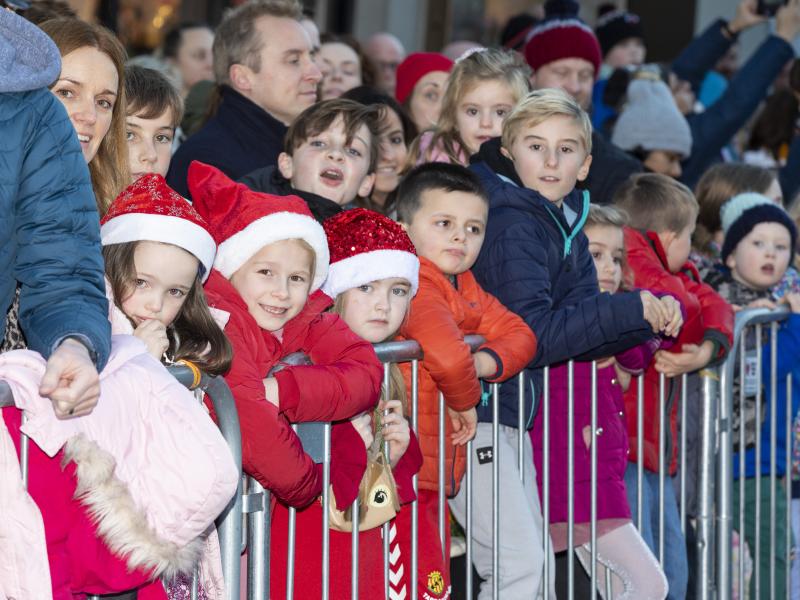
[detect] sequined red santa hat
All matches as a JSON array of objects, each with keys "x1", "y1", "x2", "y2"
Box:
[
  {"x1": 187, "y1": 161, "x2": 329, "y2": 291},
  {"x1": 100, "y1": 173, "x2": 216, "y2": 281},
  {"x1": 321, "y1": 208, "x2": 419, "y2": 299}
]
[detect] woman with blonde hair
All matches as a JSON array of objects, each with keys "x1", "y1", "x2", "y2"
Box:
[{"x1": 40, "y1": 17, "x2": 129, "y2": 215}]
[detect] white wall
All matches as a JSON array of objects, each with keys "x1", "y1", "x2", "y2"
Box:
[{"x1": 352, "y1": 0, "x2": 429, "y2": 51}]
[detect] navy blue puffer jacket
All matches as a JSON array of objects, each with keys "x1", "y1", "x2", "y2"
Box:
[
  {"x1": 0, "y1": 10, "x2": 110, "y2": 368},
  {"x1": 469, "y1": 139, "x2": 653, "y2": 429}
]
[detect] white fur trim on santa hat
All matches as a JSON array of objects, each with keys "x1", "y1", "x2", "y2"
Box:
[
  {"x1": 215, "y1": 212, "x2": 329, "y2": 290},
  {"x1": 321, "y1": 249, "x2": 420, "y2": 299},
  {"x1": 100, "y1": 213, "x2": 216, "y2": 282}
]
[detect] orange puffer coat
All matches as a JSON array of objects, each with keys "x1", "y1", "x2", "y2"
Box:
[{"x1": 398, "y1": 258, "x2": 537, "y2": 496}]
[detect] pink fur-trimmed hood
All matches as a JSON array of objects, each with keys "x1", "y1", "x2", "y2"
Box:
[{"x1": 0, "y1": 335, "x2": 238, "y2": 579}]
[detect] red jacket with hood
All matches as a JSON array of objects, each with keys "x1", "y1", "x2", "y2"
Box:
[
  {"x1": 204, "y1": 269, "x2": 383, "y2": 507},
  {"x1": 623, "y1": 228, "x2": 733, "y2": 473}
]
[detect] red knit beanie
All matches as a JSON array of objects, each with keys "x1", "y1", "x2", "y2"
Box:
[
  {"x1": 523, "y1": 0, "x2": 602, "y2": 76},
  {"x1": 395, "y1": 52, "x2": 454, "y2": 104}
]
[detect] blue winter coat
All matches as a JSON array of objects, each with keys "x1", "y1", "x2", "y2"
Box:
[
  {"x1": 671, "y1": 19, "x2": 795, "y2": 188},
  {"x1": 0, "y1": 9, "x2": 110, "y2": 368},
  {"x1": 469, "y1": 141, "x2": 653, "y2": 429}
]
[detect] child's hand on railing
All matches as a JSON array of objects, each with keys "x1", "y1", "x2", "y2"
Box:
[
  {"x1": 781, "y1": 293, "x2": 800, "y2": 314},
  {"x1": 654, "y1": 340, "x2": 714, "y2": 377},
  {"x1": 380, "y1": 399, "x2": 410, "y2": 468},
  {"x1": 659, "y1": 295, "x2": 684, "y2": 338},
  {"x1": 473, "y1": 351, "x2": 498, "y2": 379},
  {"x1": 640, "y1": 291, "x2": 669, "y2": 334},
  {"x1": 447, "y1": 406, "x2": 477, "y2": 446},
  {"x1": 350, "y1": 412, "x2": 374, "y2": 450},
  {"x1": 133, "y1": 319, "x2": 169, "y2": 359},
  {"x1": 732, "y1": 298, "x2": 779, "y2": 312}
]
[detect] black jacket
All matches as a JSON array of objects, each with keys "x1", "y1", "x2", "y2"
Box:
[
  {"x1": 238, "y1": 165, "x2": 343, "y2": 224},
  {"x1": 582, "y1": 131, "x2": 642, "y2": 205},
  {"x1": 167, "y1": 86, "x2": 288, "y2": 198}
]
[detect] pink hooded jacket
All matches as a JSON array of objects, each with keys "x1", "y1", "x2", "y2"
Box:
[{"x1": 0, "y1": 335, "x2": 238, "y2": 589}]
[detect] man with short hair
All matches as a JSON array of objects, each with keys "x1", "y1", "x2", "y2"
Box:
[
  {"x1": 524, "y1": 0, "x2": 641, "y2": 205},
  {"x1": 167, "y1": 0, "x2": 321, "y2": 197},
  {"x1": 363, "y1": 31, "x2": 405, "y2": 95}
]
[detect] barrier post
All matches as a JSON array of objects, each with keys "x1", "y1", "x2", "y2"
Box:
[{"x1": 696, "y1": 368, "x2": 719, "y2": 600}]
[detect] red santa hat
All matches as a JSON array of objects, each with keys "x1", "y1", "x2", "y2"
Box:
[
  {"x1": 187, "y1": 161, "x2": 329, "y2": 291},
  {"x1": 321, "y1": 208, "x2": 419, "y2": 299},
  {"x1": 100, "y1": 174, "x2": 216, "y2": 282}
]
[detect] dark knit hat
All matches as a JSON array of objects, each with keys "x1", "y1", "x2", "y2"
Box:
[
  {"x1": 500, "y1": 13, "x2": 539, "y2": 51},
  {"x1": 595, "y1": 7, "x2": 644, "y2": 57},
  {"x1": 523, "y1": 0, "x2": 602, "y2": 75},
  {"x1": 720, "y1": 193, "x2": 798, "y2": 262}
]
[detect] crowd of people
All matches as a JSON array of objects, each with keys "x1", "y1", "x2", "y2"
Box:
[{"x1": 2, "y1": 0, "x2": 800, "y2": 598}]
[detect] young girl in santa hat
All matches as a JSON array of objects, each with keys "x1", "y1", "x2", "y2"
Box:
[
  {"x1": 185, "y1": 161, "x2": 384, "y2": 587},
  {"x1": 268, "y1": 208, "x2": 424, "y2": 598}
]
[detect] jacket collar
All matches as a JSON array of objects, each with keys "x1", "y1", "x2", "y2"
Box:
[{"x1": 215, "y1": 86, "x2": 287, "y2": 144}]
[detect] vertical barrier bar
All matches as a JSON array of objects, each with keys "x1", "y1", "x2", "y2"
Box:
[
  {"x1": 542, "y1": 366, "x2": 551, "y2": 597},
  {"x1": 658, "y1": 372, "x2": 665, "y2": 566},
  {"x1": 589, "y1": 362, "x2": 598, "y2": 599},
  {"x1": 191, "y1": 568, "x2": 199, "y2": 600},
  {"x1": 739, "y1": 332, "x2": 747, "y2": 600},
  {"x1": 696, "y1": 369, "x2": 719, "y2": 600},
  {"x1": 247, "y1": 478, "x2": 269, "y2": 600},
  {"x1": 411, "y1": 359, "x2": 419, "y2": 600},
  {"x1": 466, "y1": 437, "x2": 473, "y2": 599},
  {"x1": 351, "y1": 499, "x2": 359, "y2": 599},
  {"x1": 438, "y1": 391, "x2": 446, "y2": 559},
  {"x1": 518, "y1": 372, "x2": 525, "y2": 482},
  {"x1": 20, "y1": 414, "x2": 28, "y2": 488},
  {"x1": 286, "y1": 423, "x2": 298, "y2": 600},
  {"x1": 769, "y1": 322, "x2": 777, "y2": 600},
  {"x1": 680, "y1": 374, "x2": 688, "y2": 535},
  {"x1": 786, "y1": 373, "x2": 792, "y2": 598},
  {"x1": 567, "y1": 361, "x2": 575, "y2": 600},
  {"x1": 637, "y1": 375, "x2": 644, "y2": 533},
  {"x1": 383, "y1": 363, "x2": 391, "y2": 600},
  {"x1": 492, "y1": 382, "x2": 500, "y2": 600},
  {"x1": 321, "y1": 423, "x2": 331, "y2": 600},
  {"x1": 755, "y1": 323, "x2": 763, "y2": 600}
]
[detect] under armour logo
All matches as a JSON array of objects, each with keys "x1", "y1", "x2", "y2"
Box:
[{"x1": 476, "y1": 446, "x2": 493, "y2": 464}]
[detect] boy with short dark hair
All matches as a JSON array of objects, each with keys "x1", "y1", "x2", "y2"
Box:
[
  {"x1": 614, "y1": 172, "x2": 734, "y2": 598},
  {"x1": 467, "y1": 87, "x2": 680, "y2": 597},
  {"x1": 394, "y1": 162, "x2": 538, "y2": 600},
  {"x1": 124, "y1": 65, "x2": 183, "y2": 183},
  {"x1": 240, "y1": 98, "x2": 380, "y2": 223}
]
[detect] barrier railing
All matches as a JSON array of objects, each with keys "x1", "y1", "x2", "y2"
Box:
[{"x1": 716, "y1": 307, "x2": 792, "y2": 600}]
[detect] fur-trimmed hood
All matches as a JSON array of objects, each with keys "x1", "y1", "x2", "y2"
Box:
[{"x1": 0, "y1": 335, "x2": 238, "y2": 579}]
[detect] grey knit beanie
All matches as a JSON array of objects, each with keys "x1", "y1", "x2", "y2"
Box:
[{"x1": 611, "y1": 78, "x2": 693, "y2": 158}]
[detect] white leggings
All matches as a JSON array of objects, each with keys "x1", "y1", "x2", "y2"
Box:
[{"x1": 575, "y1": 523, "x2": 669, "y2": 600}]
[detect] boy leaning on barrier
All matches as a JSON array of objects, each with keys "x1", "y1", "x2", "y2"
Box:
[
  {"x1": 466, "y1": 88, "x2": 678, "y2": 598},
  {"x1": 614, "y1": 173, "x2": 734, "y2": 600},
  {"x1": 704, "y1": 192, "x2": 799, "y2": 600},
  {"x1": 393, "y1": 162, "x2": 537, "y2": 600}
]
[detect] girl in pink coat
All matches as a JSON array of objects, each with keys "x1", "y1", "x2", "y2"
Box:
[{"x1": 531, "y1": 205, "x2": 669, "y2": 599}]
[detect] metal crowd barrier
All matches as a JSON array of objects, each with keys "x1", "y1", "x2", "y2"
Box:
[{"x1": 716, "y1": 307, "x2": 793, "y2": 600}]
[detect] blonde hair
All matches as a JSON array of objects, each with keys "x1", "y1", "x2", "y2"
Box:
[
  {"x1": 501, "y1": 88, "x2": 593, "y2": 154},
  {"x1": 407, "y1": 48, "x2": 531, "y2": 165},
  {"x1": 40, "y1": 18, "x2": 129, "y2": 215}
]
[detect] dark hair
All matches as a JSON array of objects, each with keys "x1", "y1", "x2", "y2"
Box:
[
  {"x1": 125, "y1": 65, "x2": 184, "y2": 127},
  {"x1": 103, "y1": 242, "x2": 232, "y2": 376},
  {"x1": 284, "y1": 98, "x2": 381, "y2": 172},
  {"x1": 19, "y1": 0, "x2": 76, "y2": 25},
  {"x1": 162, "y1": 22, "x2": 212, "y2": 60},
  {"x1": 319, "y1": 33, "x2": 376, "y2": 87},
  {"x1": 747, "y1": 89, "x2": 799, "y2": 162},
  {"x1": 499, "y1": 13, "x2": 539, "y2": 50},
  {"x1": 341, "y1": 85, "x2": 418, "y2": 146},
  {"x1": 790, "y1": 58, "x2": 800, "y2": 96},
  {"x1": 395, "y1": 162, "x2": 488, "y2": 224},
  {"x1": 694, "y1": 162, "x2": 777, "y2": 254},
  {"x1": 613, "y1": 173, "x2": 698, "y2": 234}
]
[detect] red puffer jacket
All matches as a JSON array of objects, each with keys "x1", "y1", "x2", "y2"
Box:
[
  {"x1": 398, "y1": 258, "x2": 537, "y2": 496},
  {"x1": 204, "y1": 270, "x2": 382, "y2": 507},
  {"x1": 623, "y1": 229, "x2": 733, "y2": 473}
]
